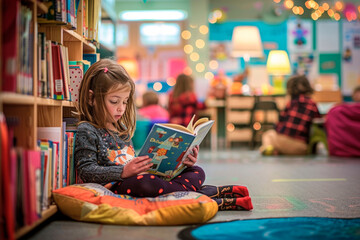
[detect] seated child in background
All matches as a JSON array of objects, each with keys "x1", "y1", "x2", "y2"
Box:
[
  {"x1": 74, "y1": 59, "x2": 253, "y2": 211},
  {"x1": 138, "y1": 90, "x2": 169, "y2": 122},
  {"x1": 168, "y1": 74, "x2": 206, "y2": 126},
  {"x1": 260, "y1": 75, "x2": 321, "y2": 155}
]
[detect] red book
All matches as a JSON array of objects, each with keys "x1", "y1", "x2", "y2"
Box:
[
  {"x1": 1, "y1": 0, "x2": 20, "y2": 92},
  {"x1": 0, "y1": 113, "x2": 15, "y2": 240},
  {"x1": 27, "y1": 150, "x2": 41, "y2": 223},
  {"x1": 51, "y1": 44, "x2": 64, "y2": 100}
]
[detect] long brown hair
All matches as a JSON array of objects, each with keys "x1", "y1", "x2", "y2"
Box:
[
  {"x1": 76, "y1": 59, "x2": 136, "y2": 141},
  {"x1": 172, "y1": 74, "x2": 194, "y2": 97},
  {"x1": 286, "y1": 75, "x2": 314, "y2": 98}
]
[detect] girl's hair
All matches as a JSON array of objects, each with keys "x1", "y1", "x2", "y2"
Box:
[
  {"x1": 286, "y1": 75, "x2": 314, "y2": 97},
  {"x1": 172, "y1": 74, "x2": 194, "y2": 97},
  {"x1": 142, "y1": 90, "x2": 159, "y2": 107},
  {"x1": 76, "y1": 58, "x2": 136, "y2": 141}
]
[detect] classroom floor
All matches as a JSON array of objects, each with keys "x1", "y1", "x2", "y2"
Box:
[{"x1": 22, "y1": 148, "x2": 360, "y2": 240}]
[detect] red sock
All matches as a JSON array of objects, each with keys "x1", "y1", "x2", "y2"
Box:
[
  {"x1": 221, "y1": 185, "x2": 249, "y2": 198},
  {"x1": 200, "y1": 185, "x2": 250, "y2": 198},
  {"x1": 218, "y1": 196, "x2": 253, "y2": 211},
  {"x1": 232, "y1": 185, "x2": 249, "y2": 197}
]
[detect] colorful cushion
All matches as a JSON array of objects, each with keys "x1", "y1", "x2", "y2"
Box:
[{"x1": 52, "y1": 183, "x2": 218, "y2": 225}]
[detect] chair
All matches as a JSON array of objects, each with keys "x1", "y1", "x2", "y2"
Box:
[{"x1": 249, "y1": 101, "x2": 279, "y2": 149}]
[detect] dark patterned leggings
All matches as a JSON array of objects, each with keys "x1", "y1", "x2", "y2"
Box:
[{"x1": 111, "y1": 166, "x2": 206, "y2": 197}]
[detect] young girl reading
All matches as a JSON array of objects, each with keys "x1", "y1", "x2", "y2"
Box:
[{"x1": 74, "y1": 59, "x2": 252, "y2": 211}]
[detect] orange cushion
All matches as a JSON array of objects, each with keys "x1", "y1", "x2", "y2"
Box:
[{"x1": 53, "y1": 183, "x2": 218, "y2": 225}]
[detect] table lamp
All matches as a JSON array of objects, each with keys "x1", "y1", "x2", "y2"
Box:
[
  {"x1": 266, "y1": 50, "x2": 291, "y2": 94},
  {"x1": 231, "y1": 26, "x2": 263, "y2": 94},
  {"x1": 231, "y1": 26, "x2": 263, "y2": 62}
]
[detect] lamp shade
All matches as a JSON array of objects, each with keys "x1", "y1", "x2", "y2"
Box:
[
  {"x1": 231, "y1": 26, "x2": 263, "y2": 59},
  {"x1": 266, "y1": 50, "x2": 291, "y2": 75}
]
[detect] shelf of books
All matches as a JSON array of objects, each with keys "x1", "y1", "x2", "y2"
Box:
[{"x1": 0, "y1": 0, "x2": 102, "y2": 239}]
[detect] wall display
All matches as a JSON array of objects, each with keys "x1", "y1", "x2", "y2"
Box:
[
  {"x1": 319, "y1": 53, "x2": 342, "y2": 88},
  {"x1": 342, "y1": 21, "x2": 360, "y2": 95},
  {"x1": 287, "y1": 19, "x2": 313, "y2": 53},
  {"x1": 316, "y1": 20, "x2": 340, "y2": 53},
  {"x1": 290, "y1": 53, "x2": 315, "y2": 76}
]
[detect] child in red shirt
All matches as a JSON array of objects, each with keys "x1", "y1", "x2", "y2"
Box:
[
  {"x1": 168, "y1": 74, "x2": 205, "y2": 126},
  {"x1": 260, "y1": 75, "x2": 320, "y2": 155}
]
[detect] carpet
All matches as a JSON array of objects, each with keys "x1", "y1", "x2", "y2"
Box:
[{"x1": 178, "y1": 217, "x2": 360, "y2": 240}]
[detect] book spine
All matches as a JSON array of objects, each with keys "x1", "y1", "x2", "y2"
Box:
[
  {"x1": 1, "y1": 0, "x2": 20, "y2": 92},
  {"x1": 51, "y1": 44, "x2": 64, "y2": 100}
]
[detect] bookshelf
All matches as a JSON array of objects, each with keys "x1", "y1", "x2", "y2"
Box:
[
  {"x1": 225, "y1": 95, "x2": 286, "y2": 148},
  {"x1": 0, "y1": 0, "x2": 102, "y2": 238}
]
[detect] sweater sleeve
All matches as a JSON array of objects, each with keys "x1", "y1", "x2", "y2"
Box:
[{"x1": 74, "y1": 124, "x2": 124, "y2": 184}]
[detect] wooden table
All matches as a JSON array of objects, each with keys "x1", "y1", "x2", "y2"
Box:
[{"x1": 198, "y1": 98, "x2": 226, "y2": 150}]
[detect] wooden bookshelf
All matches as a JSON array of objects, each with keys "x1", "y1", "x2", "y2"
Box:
[
  {"x1": 15, "y1": 205, "x2": 58, "y2": 239},
  {"x1": 225, "y1": 94, "x2": 286, "y2": 148},
  {"x1": 0, "y1": 0, "x2": 105, "y2": 238}
]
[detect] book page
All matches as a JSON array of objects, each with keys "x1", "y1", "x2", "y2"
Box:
[
  {"x1": 193, "y1": 117, "x2": 209, "y2": 130},
  {"x1": 159, "y1": 123, "x2": 193, "y2": 134},
  {"x1": 193, "y1": 120, "x2": 214, "y2": 147},
  {"x1": 138, "y1": 124, "x2": 195, "y2": 179},
  {"x1": 181, "y1": 120, "x2": 214, "y2": 161},
  {"x1": 186, "y1": 115, "x2": 196, "y2": 132}
]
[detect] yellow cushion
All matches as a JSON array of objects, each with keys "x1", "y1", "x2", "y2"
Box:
[{"x1": 52, "y1": 183, "x2": 218, "y2": 225}]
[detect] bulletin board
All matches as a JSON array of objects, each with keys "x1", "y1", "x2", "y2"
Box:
[
  {"x1": 287, "y1": 19, "x2": 313, "y2": 53},
  {"x1": 341, "y1": 21, "x2": 360, "y2": 95}
]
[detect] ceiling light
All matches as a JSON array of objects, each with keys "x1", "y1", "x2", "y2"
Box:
[{"x1": 119, "y1": 10, "x2": 187, "y2": 21}]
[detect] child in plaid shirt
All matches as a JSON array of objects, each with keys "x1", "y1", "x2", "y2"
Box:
[
  {"x1": 260, "y1": 75, "x2": 320, "y2": 155},
  {"x1": 168, "y1": 74, "x2": 205, "y2": 126}
]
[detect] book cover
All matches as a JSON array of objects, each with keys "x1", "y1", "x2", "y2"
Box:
[
  {"x1": 69, "y1": 66, "x2": 83, "y2": 102},
  {"x1": 83, "y1": 53, "x2": 98, "y2": 65},
  {"x1": 51, "y1": 44, "x2": 64, "y2": 100},
  {"x1": 1, "y1": 0, "x2": 20, "y2": 93},
  {"x1": 27, "y1": 150, "x2": 41, "y2": 223},
  {"x1": 59, "y1": 45, "x2": 70, "y2": 100},
  {"x1": 138, "y1": 117, "x2": 214, "y2": 179},
  {"x1": 46, "y1": 40, "x2": 54, "y2": 99},
  {"x1": 0, "y1": 113, "x2": 15, "y2": 239}
]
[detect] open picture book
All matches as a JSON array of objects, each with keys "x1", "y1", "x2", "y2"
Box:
[{"x1": 138, "y1": 115, "x2": 214, "y2": 180}]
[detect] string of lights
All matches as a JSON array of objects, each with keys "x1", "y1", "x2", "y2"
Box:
[{"x1": 275, "y1": 0, "x2": 359, "y2": 21}]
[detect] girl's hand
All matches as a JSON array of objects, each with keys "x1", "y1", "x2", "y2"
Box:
[
  {"x1": 183, "y1": 145, "x2": 199, "y2": 167},
  {"x1": 121, "y1": 155, "x2": 153, "y2": 178}
]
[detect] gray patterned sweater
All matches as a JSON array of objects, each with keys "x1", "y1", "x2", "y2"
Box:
[{"x1": 74, "y1": 122, "x2": 135, "y2": 184}]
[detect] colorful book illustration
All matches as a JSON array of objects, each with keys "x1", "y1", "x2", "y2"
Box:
[{"x1": 138, "y1": 116, "x2": 214, "y2": 180}]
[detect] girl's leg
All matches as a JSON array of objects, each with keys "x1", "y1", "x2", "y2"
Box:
[
  {"x1": 212, "y1": 197, "x2": 253, "y2": 211},
  {"x1": 198, "y1": 185, "x2": 252, "y2": 211},
  {"x1": 198, "y1": 185, "x2": 249, "y2": 198},
  {"x1": 274, "y1": 134, "x2": 307, "y2": 155},
  {"x1": 111, "y1": 166, "x2": 205, "y2": 197},
  {"x1": 261, "y1": 129, "x2": 277, "y2": 148}
]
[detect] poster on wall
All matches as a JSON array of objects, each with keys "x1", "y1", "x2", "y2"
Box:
[
  {"x1": 287, "y1": 19, "x2": 313, "y2": 53},
  {"x1": 316, "y1": 20, "x2": 340, "y2": 53},
  {"x1": 342, "y1": 21, "x2": 360, "y2": 95}
]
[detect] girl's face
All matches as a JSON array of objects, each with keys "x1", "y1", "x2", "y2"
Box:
[{"x1": 104, "y1": 87, "x2": 131, "y2": 128}]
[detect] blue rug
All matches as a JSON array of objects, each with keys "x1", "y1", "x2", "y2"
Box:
[{"x1": 178, "y1": 217, "x2": 360, "y2": 240}]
